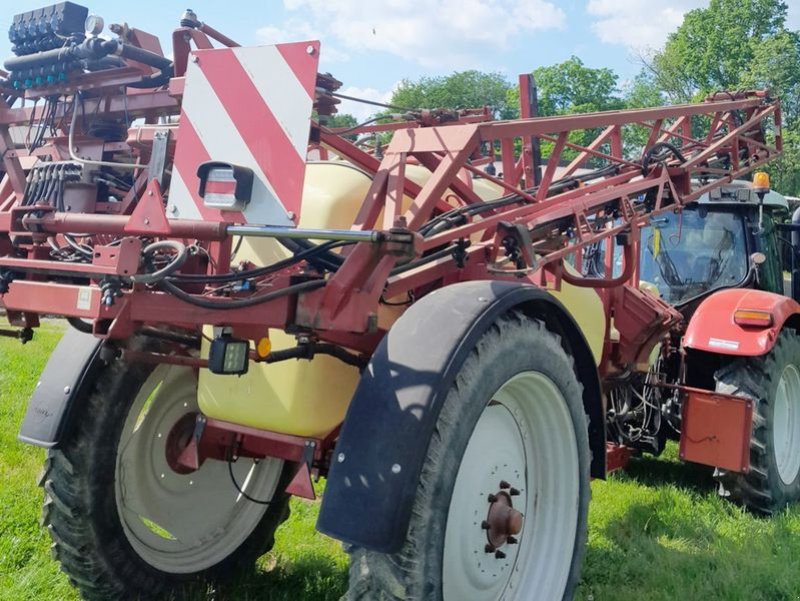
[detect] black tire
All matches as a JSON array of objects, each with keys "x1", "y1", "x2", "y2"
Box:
[
  {"x1": 40, "y1": 342, "x2": 293, "y2": 601},
  {"x1": 714, "y1": 330, "x2": 800, "y2": 513},
  {"x1": 344, "y1": 312, "x2": 591, "y2": 601}
]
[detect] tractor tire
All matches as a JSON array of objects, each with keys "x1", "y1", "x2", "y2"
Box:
[
  {"x1": 40, "y1": 340, "x2": 293, "y2": 601},
  {"x1": 344, "y1": 312, "x2": 591, "y2": 601},
  {"x1": 714, "y1": 330, "x2": 800, "y2": 513}
]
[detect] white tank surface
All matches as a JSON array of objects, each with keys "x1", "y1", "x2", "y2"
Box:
[{"x1": 198, "y1": 161, "x2": 605, "y2": 437}]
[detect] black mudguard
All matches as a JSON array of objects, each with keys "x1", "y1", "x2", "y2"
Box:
[
  {"x1": 18, "y1": 326, "x2": 105, "y2": 448},
  {"x1": 317, "y1": 280, "x2": 605, "y2": 553}
]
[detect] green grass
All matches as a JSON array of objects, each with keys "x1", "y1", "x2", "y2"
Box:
[{"x1": 3, "y1": 326, "x2": 800, "y2": 600}]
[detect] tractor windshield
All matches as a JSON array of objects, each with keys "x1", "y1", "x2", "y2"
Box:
[{"x1": 639, "y1": 207, "x2": 748, "y2": 305}]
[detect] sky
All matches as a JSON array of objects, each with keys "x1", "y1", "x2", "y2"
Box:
[{"x1": 1, "y1": 0, "x2": 799, "y2": 119}]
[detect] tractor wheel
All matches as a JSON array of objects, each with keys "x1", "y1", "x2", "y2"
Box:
[
  {"x1": 40, "y1": 343, "x2": 292, "y2": 601},
  {"x1": 345, "y1": 313, "x2": 591, "y2": 601},
  {"x1": 715, "y1": 330, "x2": 800, "y2": 513}
]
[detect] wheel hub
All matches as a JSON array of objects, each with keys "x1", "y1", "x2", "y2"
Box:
[{"x1": 482, "y1": 484, "x2": 523, "y2": 557}]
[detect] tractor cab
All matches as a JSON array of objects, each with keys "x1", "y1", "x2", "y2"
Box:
[{"x1": 639, "y1": 180, "x2": 790, "y2": 310}]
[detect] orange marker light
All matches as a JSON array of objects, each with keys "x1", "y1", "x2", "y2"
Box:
[
  {"x1": 733, "y1": 309, "x2": 773, "y2": 327},
  {"x1": 256, "y1": 337, "x2": 272, "y2": 359}
]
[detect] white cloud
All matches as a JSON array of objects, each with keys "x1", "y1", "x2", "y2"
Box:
[
  {"x1": 335, "y1": 84, "x2": 400, "y2": 121},
  {"x1": 256, "y1": 20, "x2": 350, "y2": 64},
  {"x1": 587, "y1": 0, "x2": 706, "y2": 51},
  {"x1": 260, "y1": 0, "x2": 565, "y2": 70}
]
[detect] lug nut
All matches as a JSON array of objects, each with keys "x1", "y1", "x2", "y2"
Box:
[
  {"x1": 499, "y1": 480, "x2": 510, "y2": 489},
  {"x1": 507, "y1": 536, "x2": 518, "y2": 545},
  {"x1": 509, "y1": 487, "x2": 520, "y2": 496},
  {"x1": 481, "y1": 520, "x2": 490, "y2": 530},
  {"x1": 485, "y1": 544, "x2": 496, "y2": 553},
  {"x1": 495, "y1": 550, "x2": 507, "y2": 559}
]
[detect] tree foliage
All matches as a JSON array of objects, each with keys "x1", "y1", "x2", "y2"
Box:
[
  {"x1": 390, "y1": 71, "x2": 516, "y2": 119},
  {"x1": 640, "y1": 0, "x2": 799, "y2": 195}
]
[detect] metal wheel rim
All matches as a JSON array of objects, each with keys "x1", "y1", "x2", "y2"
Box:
[
  {"x1": 114, "y1": 364, "x2": 284, "y2": 573},
  {"x1": 442, "y1": 371, "x2": 580, "y2": 600},
  {"x1": 774, "y1": 363, "x2": 800, "y2": 485}
]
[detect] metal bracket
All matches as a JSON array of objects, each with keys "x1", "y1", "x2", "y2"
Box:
[
  {"x1": 286, "y1": 439, "x2": 317, "y2": 500},
  {"x1": 148, "y1": 129, "x2": 171, "y2": 186}
]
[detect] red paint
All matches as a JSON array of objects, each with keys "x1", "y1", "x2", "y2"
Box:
[
  {"x1": 276, "y1": 41, "x2": 319, "y2": 99},
  {"x1": 683, "y1": 288, "x2": 800, "y2": 356},
  {"x1": 198, "y1": 48, "x2": 308, "y2": 214},
  {"x1": 606, "y1": 444, "x2": 633, "y2": 473},
  {"x1": 679, "y1": 386, "x2": 753, "y2": 473}
]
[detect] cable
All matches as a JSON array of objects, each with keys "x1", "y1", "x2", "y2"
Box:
[
  {"x1": 322, "y1": 116, "x2": 385, "y2": 135},
  {"x1": 227, "y1": 456, "x2": 274, "y2": 505},
  {"x1": 170, "y1": 241, "x2": 353, "y2": 284},
  {"x1": 330, "y1": 91, "x2": 415, "y2": 112},
  {"x1": 130, "y1": 241, "x2": 189, "y2": 284},
  {"x1": 158, "y1": 278, "x2": 325, "y2": 310},
  {"x1": 641, "y1": 142, "x2": 687, "y2": 176}
]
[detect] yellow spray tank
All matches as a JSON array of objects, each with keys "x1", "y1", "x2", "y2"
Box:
[{"x1": 198, "y1": 161, "x2": 606, "y2": 437}]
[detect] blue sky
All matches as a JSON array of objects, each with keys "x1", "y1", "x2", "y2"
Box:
[{"x1": 2, "y1": 1, "x2": 799, "y2": 118}]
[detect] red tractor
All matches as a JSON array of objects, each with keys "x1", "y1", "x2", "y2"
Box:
[{"x1": 0, "y1": 4, "x2": 793, "y2": 600}]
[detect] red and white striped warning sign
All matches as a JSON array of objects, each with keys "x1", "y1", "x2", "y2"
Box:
[{"x1": 169, "y1": 41, "x2": 320, "y2": 226}]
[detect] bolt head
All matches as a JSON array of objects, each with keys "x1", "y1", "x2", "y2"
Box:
[
  {"x1": 509, "y1": 487, "x2": 520, "y2": 496},
  {"x1": 306, "y1": 45, "x2": 316, "y2": 55},
  {"x1": 63, "y1": 386, "x2": 71, "y2": 395},
  {"x1": 337, "y1": 452, "x2": 346, "y2": 463},
  {"x1": 507, "y1": 535, "x2": 518, "y2": 545},
  {"x1": 481, "y1": 520, "x2": 490, "y2": 530},
  {"x1": 484, "y1": 543, "x2": 495, "y2": 553},
  {"x1": 391, "y1": 463, "x2": 402, "y2": 474},
  {"x1": 499, "y1": 480, "x2": 510, "y2": 489},
  {"x1": 494, "y1": 550, "x2": 507, "y2": 560},
  {"x1": 487, "y1": 493, "x2": 497, "y2": 503}
]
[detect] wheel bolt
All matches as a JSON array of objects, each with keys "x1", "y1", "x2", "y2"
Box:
[
  {"x1": 507, "y1": 536, "x2": 518, "y2": 545},
  {"x1": 487, "y1": 493, "x2": 497, "y2": 503},
  {"x1": 485, "y1": 543, "x2": 496, "y2": 553},
  {"x1": 495, "y1": 550, "x2": 507, "y2": 559},
  {"x1": 499, "y1": 480, "x2": 510, "y2": 489},
  {"x1": 481, "y1": 520, "x2": 490, "y2": 530},
  {"x1": 509, "y1": 487, "x2": 520, "y2": 496}
]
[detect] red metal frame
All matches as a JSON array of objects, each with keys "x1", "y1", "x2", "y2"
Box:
[{"x1": 0, "y1": 13, "x2": 783, "y2": 476}]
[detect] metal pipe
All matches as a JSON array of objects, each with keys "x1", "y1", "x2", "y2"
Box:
[{"x1": 226, "y1": 224, "x2": 383, "y2": 243}]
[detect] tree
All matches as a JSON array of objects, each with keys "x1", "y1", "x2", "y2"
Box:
[
  {"x1": 524, "y1": 56, "x2": 623, "y2": 117},
  {"x1": 508, "y1": 57, "x2": 624, "y2": 164},
  {"x1": 638, "y1": 0, "x2": 800, "y2": 195},
  {"x1": 390, "y1": 71, "x2": 516, "y2": 119},
  {"x1": 643, "y1": 0, "x2": 790, "y2": 102}
]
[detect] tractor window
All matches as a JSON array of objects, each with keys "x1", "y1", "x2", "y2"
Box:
[{"x1": 639, "y1": 207, "x2": 748, "y2": 305}]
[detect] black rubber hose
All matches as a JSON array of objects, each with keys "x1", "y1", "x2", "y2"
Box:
[
  {"x1": 158, "y1": 278, "x2": 325, "y2": 310},
  {"x1": 641, "y1": 142, "x2": 687, "y2": 176}
]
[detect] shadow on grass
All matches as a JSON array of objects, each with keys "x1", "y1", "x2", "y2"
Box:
[
  {"x1": 620, "y1": 452, "x2": 715, "y2": 495},
  {"x1": 186, "y1": 554, "x2": 347, "y2": 601}
]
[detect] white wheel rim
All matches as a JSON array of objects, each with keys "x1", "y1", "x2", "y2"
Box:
[
  {"x1": 115, "y1": 365, "x2": 284, "y2": 573},
  {"x1": 442, "y1": 371, "x2": 580, "y2": 601},
  {"x1": 774, "y1": 363, "x2": 800, "y2": 485}
]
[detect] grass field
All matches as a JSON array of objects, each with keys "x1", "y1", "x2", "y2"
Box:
[{"x1": 2, "y1": 325, "x2": 800, "y2": 601}]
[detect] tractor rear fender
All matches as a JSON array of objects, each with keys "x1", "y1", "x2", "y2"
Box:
[
  {"x1": 18, "y1": 327, "x2": 106, "y2": 448},
  {"x1": 316, "y1": 280, "x2": 604, "y2": 553},
  {"x1": 684, "y1": 288, "x2": 800, "y2": 356}
]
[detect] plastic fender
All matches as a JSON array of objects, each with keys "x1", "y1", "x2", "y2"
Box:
[
  {"x1": 316, "y1": 280, "x2": 604, "y2": 553},
  {"x1": 683, "y1": 288, "x2": 800, "y2": 356},
  {"x1": 18, "y1": 327, "x2": 106, "y2": 447}
]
